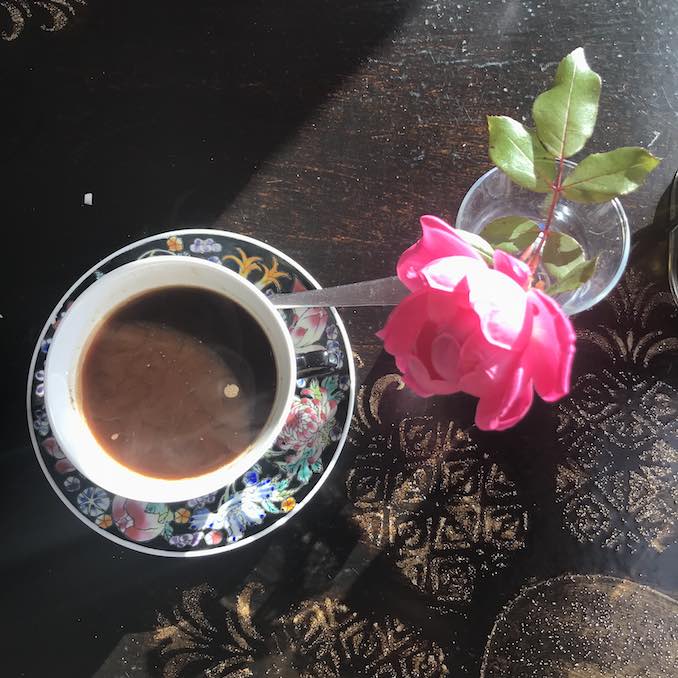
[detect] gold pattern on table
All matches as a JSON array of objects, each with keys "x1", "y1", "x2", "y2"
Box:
[
  {"x1": 481, "y1": 575, "x2": 678, "y2": 677},
  {"x1": 1, "y1": 0, "x2": 85, "y2": 41},
  {"x1": 347, "y1": 375, "x2": 528, "y2": 610},
  {"x1": 556, "y1": 270, "x2": 678, "y2": 552},
  {"x1": 153, "y1": 582, "x2": 448, "y2": 677}
]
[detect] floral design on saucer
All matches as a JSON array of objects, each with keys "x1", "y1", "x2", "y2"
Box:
[{"x1": 28, "y1": 230, "x2": 354, "y2": 557}]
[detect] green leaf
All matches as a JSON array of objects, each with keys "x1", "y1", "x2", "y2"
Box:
[
  {"x1": 488, "y1": 116, "x2": 556, "y2": 192},
  {"x1": 547, "y1": 257, "x2": 597, "y2": 295},
  {"x1": 561, "y1": 147, "x2": 661, "y2": 203},
  {"x1": 306, "y1": 381, "x2": 322, "y2": 400},
  {"x1": 145, "y1": 503, "x2": 165, "y2": 514},
  {"x1": 540, "y1": 231, "x2": 596, "y2": 295},
  {"x1": 532, "y1": 48, "x2": 601, "y2": 158},
  {"x1": 262, "y1": 500, "x2": 281, "y2": 514},
  {"x1": 297, "y1": 463, "x2": 313, "y2": 485},
  {"x1": 542, "y1": 231, "x2": 586, "y2": 281},
  {"x1": 480, "y1": 217, "x2": 541, "y2": 255},
  {"x1": 456, "y1": 230, "x2": 495, "y2": 262}
]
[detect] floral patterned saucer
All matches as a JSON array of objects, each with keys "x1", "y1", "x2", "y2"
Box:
[{"x1": 27, "y1": 230, "x2": 355, "y2": 557}]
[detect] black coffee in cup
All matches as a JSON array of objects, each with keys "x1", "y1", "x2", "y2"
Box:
[{"x1": 79, "y1": 285, "x2": 277, "y2": 480}]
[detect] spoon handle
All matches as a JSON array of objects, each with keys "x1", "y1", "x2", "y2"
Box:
[{"x1": 271, "y1": 275, "x2": 408, "y2": 309}]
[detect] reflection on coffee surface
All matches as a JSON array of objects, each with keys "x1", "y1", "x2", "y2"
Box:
[{"x1": 79, "y1": 286, "x2": 277, "y2": 479}]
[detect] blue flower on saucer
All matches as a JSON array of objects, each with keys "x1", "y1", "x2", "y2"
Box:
[
  {"x1": 77, "y1": 487, "x2": 110, "y2": 517},
  {"x1": 243, "y1": 470, "x2": 259, "y2": 486},
  {"x1": 190, "y1": 237, "x2": 222, "y2": 254}
]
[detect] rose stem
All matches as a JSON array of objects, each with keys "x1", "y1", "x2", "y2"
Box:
[{"x1": 527, "y1": 154, "x2": 566, "y2": 274}]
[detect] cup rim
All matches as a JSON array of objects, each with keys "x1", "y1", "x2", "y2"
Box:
[
  {"x1": 455, "y1": 161, "x2": 631, "y2": 316},
  {"x1": 44, "y1": 256, "x2": 297, "y2": 503}
]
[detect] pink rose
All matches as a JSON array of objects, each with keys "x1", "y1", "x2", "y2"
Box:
[{"x1": 378, "y1": 215, "x2": 575, "y2": 431}]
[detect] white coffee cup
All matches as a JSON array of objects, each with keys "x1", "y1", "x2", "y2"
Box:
[{"x1": 44, "y1": 256, "x2": 297, "y2": 503}]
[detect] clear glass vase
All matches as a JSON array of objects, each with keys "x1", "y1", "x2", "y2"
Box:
[{"x1": 454, "y1": 161, "x2": 630, "y2": 316}]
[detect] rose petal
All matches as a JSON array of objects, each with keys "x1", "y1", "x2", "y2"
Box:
[
  {"x1": 426, "y1": 278, "x2": 472, "y2": 319},
  {"x1": 394, "y1": 354, "x2": 411, "y2": 376},
  {"x1": 430, "y1": 332, "x2": 462, "y2": 384},
  {"x1": 522, "y1": 288, "x2": 575, "y2": 401},
  {"x1": 475, "y1": 365, "x2": 534, "y2": 431},
  {"x1": 401, "y1": 369, "x2": 433, "y2": 397},
  {"x1": 404, "y1": 355, "x2": 458, "y2": 397},
  {"x1": 457, "y1": 330, "x2": 513, "y2": 397},
  {"x1": 420, "y1": 256, "x2": 488, "y2": 293},
  {"x1": 397, "y1": 215, "x2": 484, "y2": 291},
  {"x1": 492, "y1": 249, "x2": 531, "y2": 290},
  {"x1": 377, "y1": 289, "x2": 429, "y2": 356},
  {"x1": 468, "y1": 268, "x2": 530, "y2": 350},
  {"x1": 415, "y1": 320, "x2": 443, "y2": 379}
]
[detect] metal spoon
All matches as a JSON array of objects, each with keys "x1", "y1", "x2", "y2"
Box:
[{"x1": 271, "y1": 275, "x2": 408, "y2": 309}]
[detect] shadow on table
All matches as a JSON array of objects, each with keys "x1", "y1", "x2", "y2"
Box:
[
  {"x1": 2, "y1": 0, "x2": 416, "y2": 230},
  {"x1": 2, "y1": 3, "x2": 420, "y2": 675},
  {"x1": 1, "y1": 0, "x2": 416, "y2": 454}
]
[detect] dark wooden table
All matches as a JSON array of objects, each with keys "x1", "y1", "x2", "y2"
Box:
[{"x1": 2, "y1": 1, "x2": 678, "y2": 676}]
